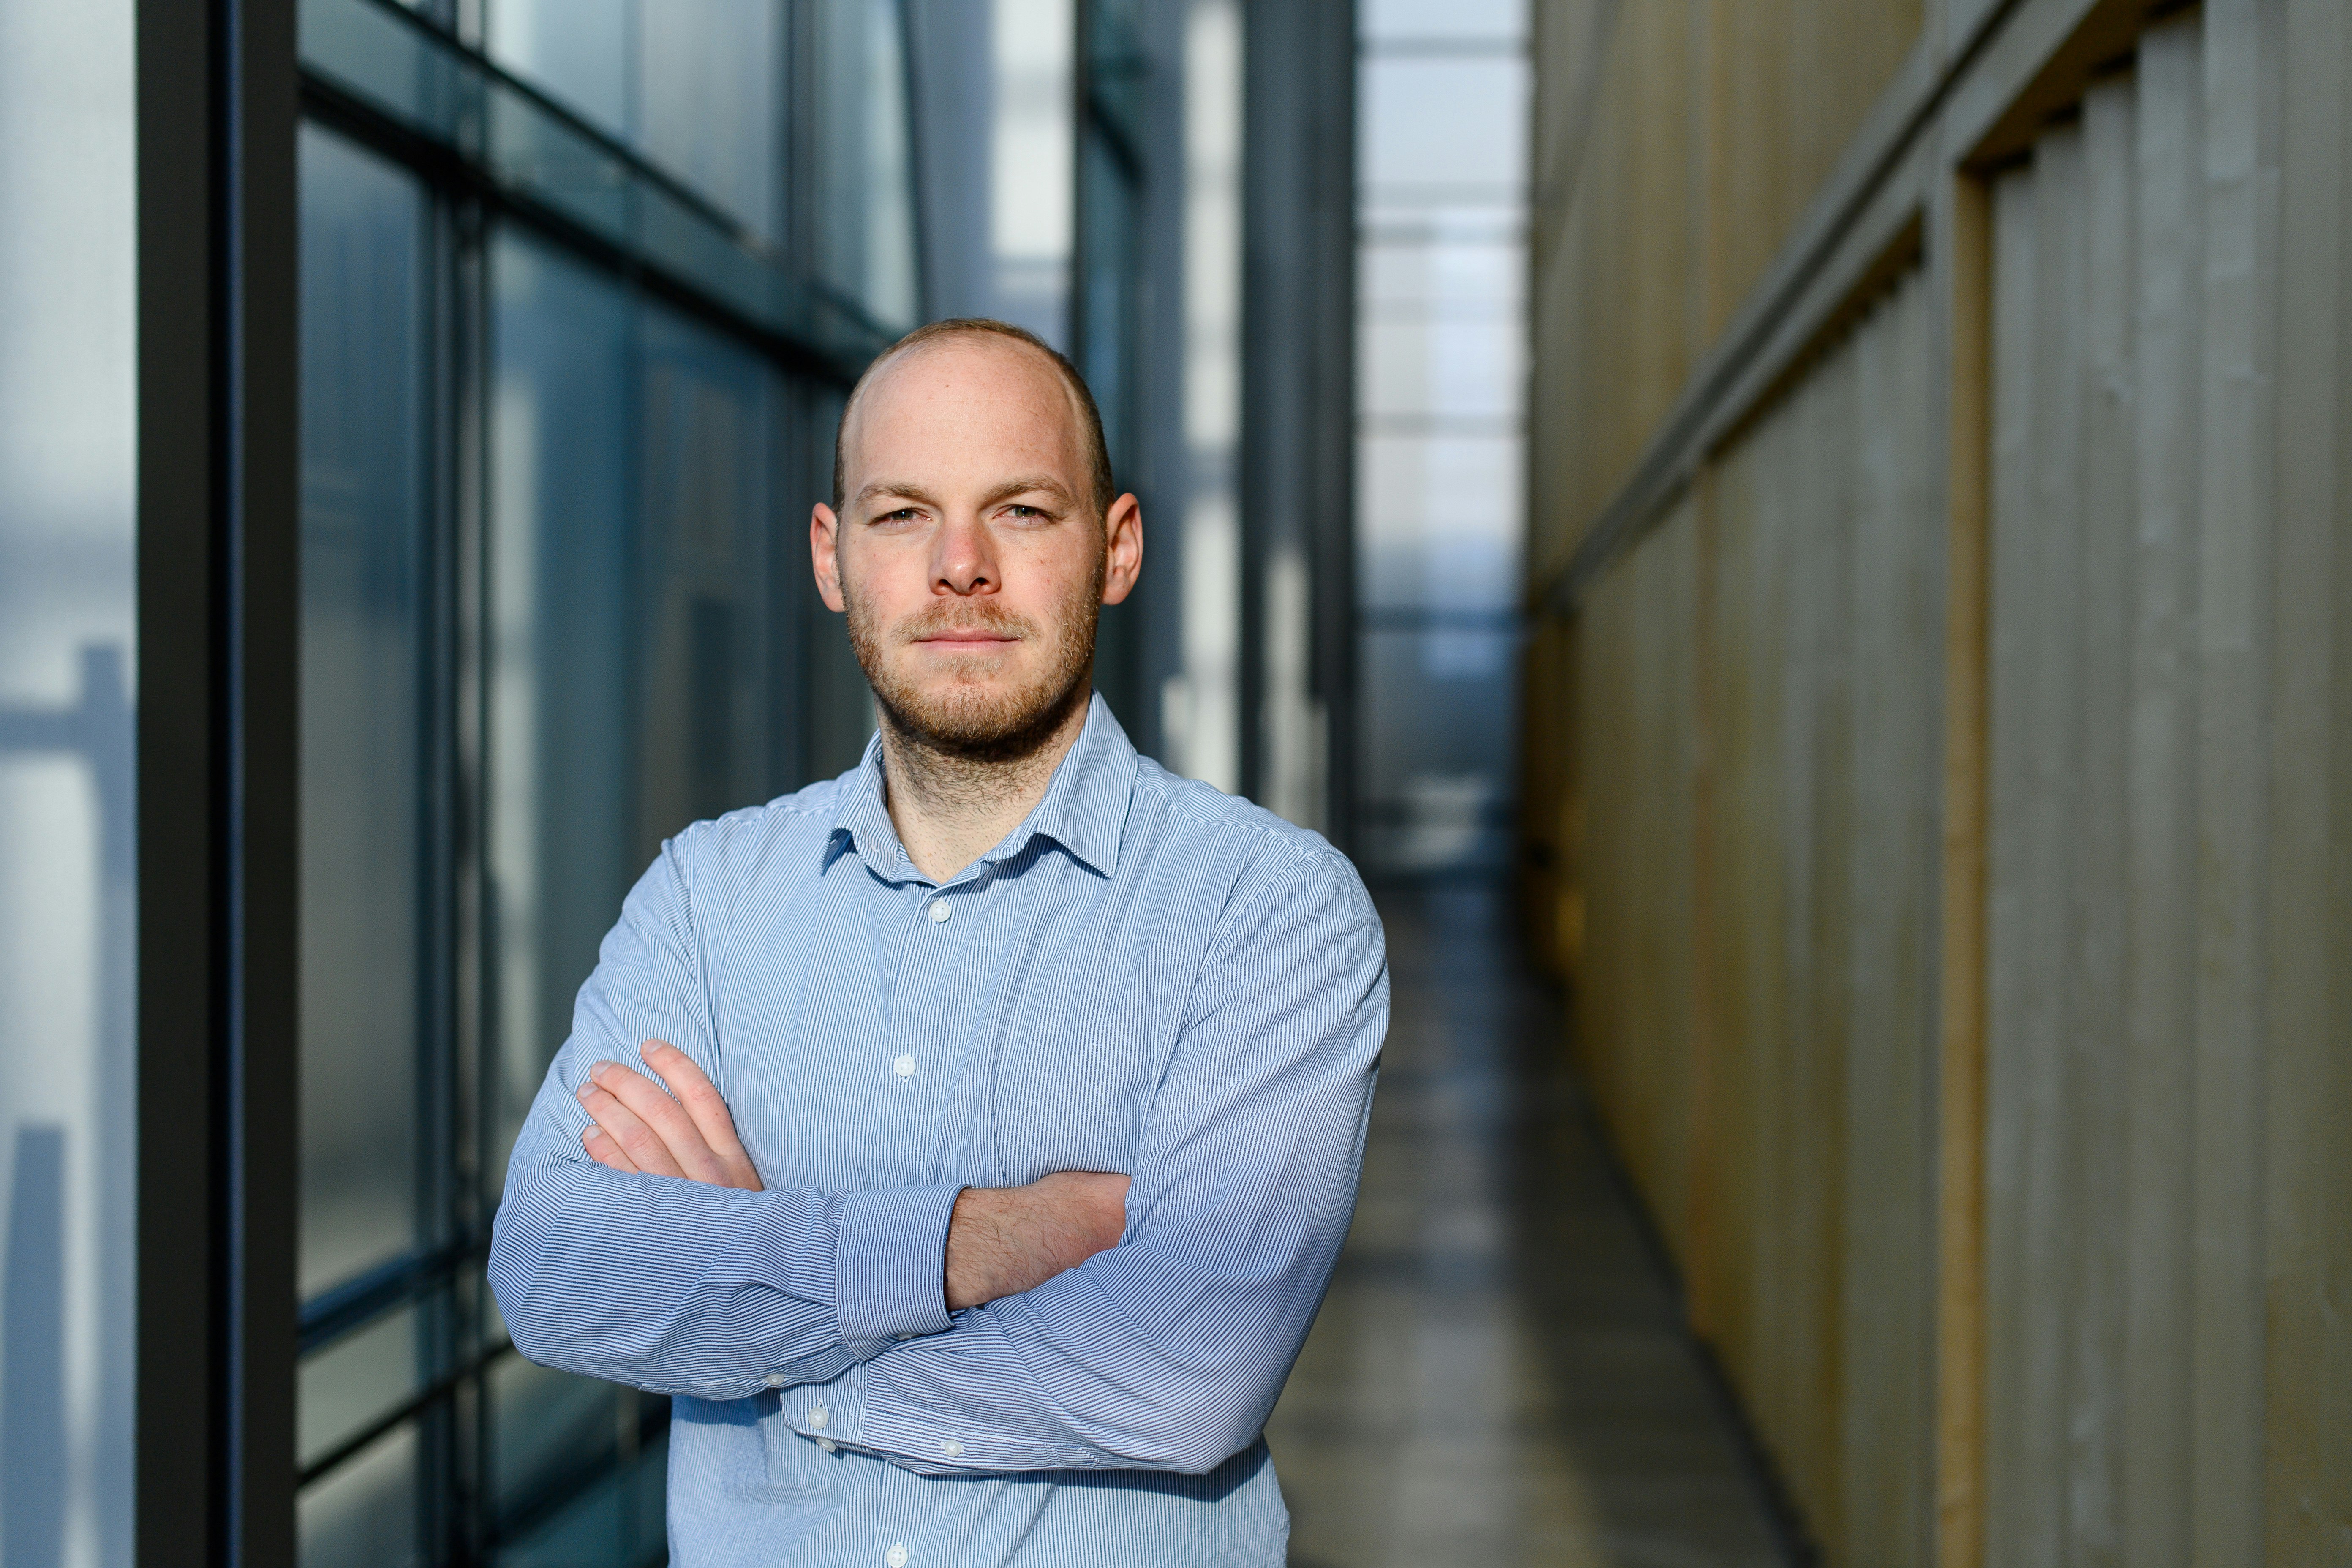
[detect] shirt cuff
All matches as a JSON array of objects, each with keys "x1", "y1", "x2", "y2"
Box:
[{"x1": 833, "y1": 1184, "x2": 960, "y2": 1344}]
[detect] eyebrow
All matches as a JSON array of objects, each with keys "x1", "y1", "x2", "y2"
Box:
[{"x1": 851, "y1": 475, "x2": 1077, "y2": 513}]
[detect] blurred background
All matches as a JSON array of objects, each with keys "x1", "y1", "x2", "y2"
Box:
[{"x1": 5, "y1": 0, "x2": 2352, "y2": 1564}]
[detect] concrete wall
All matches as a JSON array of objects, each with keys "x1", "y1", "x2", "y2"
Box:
[{"x1": 1523, "y1": 0, "x2": 2352, "y2": 1562}]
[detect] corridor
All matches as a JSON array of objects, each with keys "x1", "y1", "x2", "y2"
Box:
[{"x1": 1266, "y1": 884, "x2": 1799, "y2": 1568}]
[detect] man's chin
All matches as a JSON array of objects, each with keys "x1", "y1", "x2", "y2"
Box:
[{"x1": 876, "y1": 674, "x2": 1087, "y2": 757}]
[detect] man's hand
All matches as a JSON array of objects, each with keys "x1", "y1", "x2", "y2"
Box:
[
  {"x1": 945, "y1": 1172, "x2": 1130, "y2": 1310},
  {"x1": 577, "y1": 1041, "x2": 764, "y2": 1191},
  {"x1": 578, "y1": 1041, "x2": 1128, "y2": 1309}
]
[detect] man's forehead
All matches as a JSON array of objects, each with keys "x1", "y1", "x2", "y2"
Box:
[{"x1": 847, "y1": 338, "x2": 1083, "y2": 450}]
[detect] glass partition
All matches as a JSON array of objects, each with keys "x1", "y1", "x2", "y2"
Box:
[
  {"x1": 1353, "y1": 0, "x2": 1529, "y2": 871},
  {"x1": 0, "y1": 5, "x2": 139, "y2": 1565},
  {"x1": 291, "y1": 2, "x2": 924, "y2": 1560}
]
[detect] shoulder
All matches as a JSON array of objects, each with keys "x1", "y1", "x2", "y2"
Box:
[
  {"x1": 1128, "y1": 756, "x2": 1372, "y2": 921},
  {"x1": 657, "y1": 771, "x2": 855, "y2": 903}
]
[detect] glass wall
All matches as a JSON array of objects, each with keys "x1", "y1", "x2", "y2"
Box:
[
  {"x1": 0, "y1": 4, "x2": 139, "y2": 1566},
  {"x1": 1354, "y1": 0, "x2": 1529, "y2": 872},
  {"x1": 1075, "y1": 0, "x2": 1150, "y2": 733},
  {"x1": 292, "y1": 2, "x2": 920, "y2": 1560}
]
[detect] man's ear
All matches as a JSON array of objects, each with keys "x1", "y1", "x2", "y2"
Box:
[
  {"x1": 810, "y1": 503, "x2": 847, "y2": 613},
  {"x1": 1101, "y1": 493, "x2": 1143, "y2": 607}
]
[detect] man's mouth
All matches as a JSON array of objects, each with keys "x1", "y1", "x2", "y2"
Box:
[{"x1": 914, "y1": 629, "x2": 1019, "y2": 646}]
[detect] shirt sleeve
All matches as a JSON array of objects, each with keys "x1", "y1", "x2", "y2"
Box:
[
  {"x1": 776, "y1": 848, "x2": 1388, "y2": 1475},
  {"x1": 487, "y1": 833, "x2": 961, "y2": 1399}
]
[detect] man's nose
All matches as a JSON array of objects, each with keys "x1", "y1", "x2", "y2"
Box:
[{"x1": 932, "y1": 514, "x2": 999, "y2": 595}]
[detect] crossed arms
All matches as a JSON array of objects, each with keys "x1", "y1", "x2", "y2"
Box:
[
  {"x1": 487, "y1": 838, "x2": 1388, "y2": 1477},
  {"x1": 573, "y1": 1039, "x2": 1132, "y2": 1312}
]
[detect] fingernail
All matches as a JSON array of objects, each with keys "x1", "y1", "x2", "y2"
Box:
[
  {"x1": 576, "y1": 1082, "x2": 595, "y2": 1102},
  {"x1": 644, "y1": 1041, "x2": 670, "y2": 1056}
]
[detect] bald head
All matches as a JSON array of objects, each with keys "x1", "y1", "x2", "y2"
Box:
[{"x1": 833, "y1": 318, "x2": 1116, "y2": 521}]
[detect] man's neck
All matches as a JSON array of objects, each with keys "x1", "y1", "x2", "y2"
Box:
[{"x1": 878, "y1": 686, "x2": 1092, "y2": 883}]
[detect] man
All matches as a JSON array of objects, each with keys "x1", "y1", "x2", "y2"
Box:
[{"x1": 489, "y1": 318, "x2": 1388, "y2": 1566}]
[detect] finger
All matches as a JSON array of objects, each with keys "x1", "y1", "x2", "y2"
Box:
[
  {"x1": 581, "y1": 1123, "x2": 642, "y2": 1175},
  {"x1": 577, "y1": 1080, "x2": 689, "y2": 1180},
  {"x1": 641, "y1": 1042, "x2": 762, "y2": 1190},
  {"x1": 589, "y1": 1061, "x2": 731, "y2": 1185}
]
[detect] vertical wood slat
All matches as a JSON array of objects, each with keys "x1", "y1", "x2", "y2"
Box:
[
  {"x1": 1981, "y1": 150, "x2": 2041, "y2": 1568},
  {"x1": 2070, "y1": 71, "x2": 2137, "y2": 1562},
  {"x1": 2267, "y1": 0, "x2": 2352, "y2": 1557},
  {"x1": 1936, "y1": 163, "x2": 1993, "y2": 1568},
  {"x1": 2191, "y1": 1, "x2": 2278, "y2": 1557},
  {"x1": 1985, "y1": 119, "x2": 2099, "y2": 1568},
  {"x1": 1841, "y1": 272, "x2": 1938, "y2": 1568},
  {"x1": 2125, "y1": 16, "x2": 2203, "y2": 1565}
]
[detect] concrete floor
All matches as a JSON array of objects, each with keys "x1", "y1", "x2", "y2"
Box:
[{"x1": 1265, "y1": 882, "x2": 1801, "y2": 1568}]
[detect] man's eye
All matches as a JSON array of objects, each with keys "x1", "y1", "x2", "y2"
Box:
[
  {"x1": 877, "y1": 508, "x2": 921, "y2": 523},
  {"x1": 1006, "y1": 505, "x2": 1046, "y2": 519}
]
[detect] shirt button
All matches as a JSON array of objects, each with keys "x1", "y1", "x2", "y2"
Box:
[
  {"x1": 940, "y1": 1438, "x2": 963, "y2": 1458},
  {"x1": 886, "y1": 1547, "x2": 909, "y2": 1568},
  {"x1": 928, "y1": 898, "x2": 951, "y2": 923},
  {"x1": 807, "y1": 1406, "x2": 828, "y2": 1430},
  {"x1": 817, "y1": 1437, "x2": 836, "y2": 1453},
  {"x1": 765, "y1": 1374, "x2": 783, "y2": 1388},
  {"x1": 893, "y1": 1054, "x2": 917, "y2": 1079}
]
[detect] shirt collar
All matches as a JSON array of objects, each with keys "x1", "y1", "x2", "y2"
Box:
[{"x1": 827, "y1": 692, "x2": 1137, "y2": 885}]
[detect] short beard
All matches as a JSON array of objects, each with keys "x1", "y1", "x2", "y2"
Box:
[{"x1": 844, "y1": 559, "x2": 1103, "y2": 766}]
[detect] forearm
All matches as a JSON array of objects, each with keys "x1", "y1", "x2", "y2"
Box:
[
  {"x1": 489, "y1": 1151, "x2": 959, "y2": 1397},
  {"x1": 778, "y1": 1207, "x2": 1356, "y2": 1475}
]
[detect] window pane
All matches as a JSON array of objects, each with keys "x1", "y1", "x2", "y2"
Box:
[
  {"x1": 487, "y1": 233, "x2": 637, "y2": 1179},
  {"x1": 0, "y1": 9, "x2": 139, "y2": 1562},
  {"x1": 487, "y1": 229, "x2": 789, "y2": 1175},
  {"x1": 298, "y1": 1303, "x2": 424, "y2": 1474},
  {"x1": 489, "y1": 0, "x2": 786, "y2": 243},
  {"x1": 301, "y1": 1420, "x2": 423, "y2": 1568},
  {"x1": 635, "y1": 308, "x2": 779, "y2": 835},
  {"x1": 639, "y1": 0, "x2": 786, "y2": 242},
  {"x1": 816, "y1": 0, "x2": 920, "y2": 327},
  {"x1": 298, "y1": 123, "x2": 431, "y2": 1299},
  {"x1": 487, "y1": 1356, "x2": 665, "y2": 1568}
]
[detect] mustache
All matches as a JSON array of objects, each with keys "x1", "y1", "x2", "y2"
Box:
[{"x1": 900, "y1": 602, "x2": 1034, "y2": 640}]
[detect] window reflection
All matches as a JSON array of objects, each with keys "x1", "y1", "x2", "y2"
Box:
[
  {"x1": 291, "y1": 0, "x2": 944, "y2": 1556},
  {"x1": 299, "y1": 1421, "x2": 423, "y2": 1568},
  {"x1": 487, "y1": 0, "x2": 787, "y2": 242},
  {"x1": 298, "y1": 123, "x2": 433, "y2": 1302},
  {"x1": 815, "y1": 0, "x2": 920, "y2": 328}
]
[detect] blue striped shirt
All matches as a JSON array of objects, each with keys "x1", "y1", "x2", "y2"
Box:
[{"x1": 489, "y1": 695, "x2": 1388, "y2": 1566}]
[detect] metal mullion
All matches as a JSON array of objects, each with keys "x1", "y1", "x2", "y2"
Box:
[
  {"x1": 296, "y1": 78, "x2": 861, "y2": 389},
  {"x1": 137, "y1": 3, "x2": 303, "y2": 1565},
  {"x1": 450, "y1": 176, "x2": 495, "y2": 1568},
  {"x1": 296, "y1": 1340, "x2": 517, "y2": 1492},
  {"x1": 414, "y1": 153, "x2": 467, "y2": 1568}
]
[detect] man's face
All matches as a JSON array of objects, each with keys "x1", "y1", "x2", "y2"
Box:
[{"x1": 811, "y1": 336, "x2": 1142, "y2": 755}]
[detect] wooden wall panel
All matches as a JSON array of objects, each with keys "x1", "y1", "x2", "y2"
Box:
[
  {"x1": 1582, "y1": 269, "x2": 1942, "y2": 1565},
  {"x1": 1526, "y1": 0, "x2": 1926, "y2": 579},
  {"x1": 1522, "y1": 0, "x2": 2352, "y2": 1561},
  {"x1": 1838, "y1": 267, "x2": 1941, "y2": 1568},
  {"x1": 2267, "y1": 0, "x2": 2352, "y2": 1559},
  {"x1": 2121, "y1": 19, "x2": 2201, "y2": 1564}
]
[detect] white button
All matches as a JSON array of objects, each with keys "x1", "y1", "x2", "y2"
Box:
[
  {"x1": 886, "y1": 1547, "x2": 909, "y2": 1568},
  {"x1": 940, "y1": 1438, "x2": 963, "y2": 1458},
  {"x1": 928, "y1": 898, "x2": 951, "y2": 923},
  {"x1": 765, "y1": 1373, "x2": 783, "y2": 1388},
  {"x1": 893, "y1": 1054, "x2": 917, "y2": 1079},
  {"x1": 807, "y1": 1406, "x2": 828, "y2": 1430},
  {"x1": 817, "y1": 1437, "x2": 836, "y2": 1453}
]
